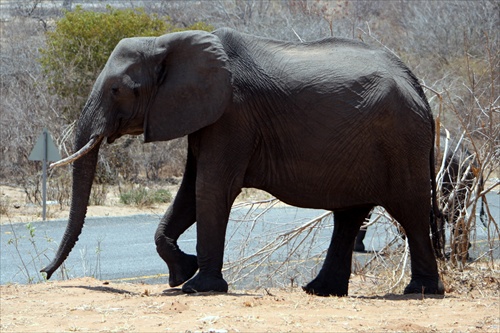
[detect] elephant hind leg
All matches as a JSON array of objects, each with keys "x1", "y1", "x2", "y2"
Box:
[
  {"x1": 385, "y1": 202, "x2": 444, "y2": 295},
  {"x1": 303, "y1": 206, "x2": 373, "y2": 296}
]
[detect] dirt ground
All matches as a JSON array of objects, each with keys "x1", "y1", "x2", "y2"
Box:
[
  {"x1": 1, "y1": 276, "x2": 499, "y2": 333},
  {"x1": 1, "y1": 185, "x2": 499, "y2": 332}
]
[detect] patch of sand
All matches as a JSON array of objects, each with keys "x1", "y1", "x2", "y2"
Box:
[{"x1": 1, "y1": 277, "x2": 498, "y2": 332}]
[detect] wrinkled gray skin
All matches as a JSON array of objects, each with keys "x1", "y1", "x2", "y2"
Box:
[
  {"x1": 41, "y1": 28, "x2": 444, "y2": 296},
  {"x1": 354, "y1": 134, "x2": 480, "y2": 259}
]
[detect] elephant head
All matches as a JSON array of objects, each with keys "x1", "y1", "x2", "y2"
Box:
[{"x1": 41, "y1": 30, "x2": 232, "y2": 279}]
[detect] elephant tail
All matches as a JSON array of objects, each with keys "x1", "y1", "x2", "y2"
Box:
[{"x1": 430, "y1": 126, "x2": 445, "y2": 259}]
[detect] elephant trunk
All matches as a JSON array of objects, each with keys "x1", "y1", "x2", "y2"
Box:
[{"x1": 41, "y1": 132, "x2": 102, "y2": 279}]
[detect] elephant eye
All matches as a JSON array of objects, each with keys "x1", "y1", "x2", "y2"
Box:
[
  {"x1": 133, "y1": 87, "x2": 139, "y2": 97},
  {"x1": 111, "y1": 85, "x2": 119, "y2": 95}
]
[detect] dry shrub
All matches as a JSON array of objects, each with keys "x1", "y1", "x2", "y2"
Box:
[
  {"x1": 440, "y1": 261, "x2": 500, "y2": 297},
  {"x1": 89, "y1": 183, "x2": 109, "y2": 206}
]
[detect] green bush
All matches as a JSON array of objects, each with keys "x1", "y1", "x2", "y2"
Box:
[
  {"x1": 119, "y1": 187, "x2": 172, "y2": 207},
  {"x1": 151, "y1": 189, "x2": 173, "y2": 204},
  {"x1": 39, "y1": 5, "x2": 213, "y2": 122}
]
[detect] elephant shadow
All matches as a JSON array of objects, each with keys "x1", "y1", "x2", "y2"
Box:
[
  {"x1": 62, "y1": 284, "x2": 258, "y2": 297},
  {"x1": 355, "y1": 293, "x2": 446, "y2": 301},
  {"x1": 161, "y1": 287, "x2": 258, "y2": 297},
  {"x1": 162, "y1": 288, "x2": 446, "y2": 300},
  {"x1": 62, "y1": 284, "x2": 138, "y2": 295},
  {"x1": 63, "y1": 284, "x2": 446, "y2": 300}
]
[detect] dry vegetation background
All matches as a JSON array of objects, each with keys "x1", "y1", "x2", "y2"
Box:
[
  {"x1": 1, "y1": 0, "x2": 498, "y2": 197},
  {"x1": 0, "y1": 1, "x2": 499, "y2": 332}
]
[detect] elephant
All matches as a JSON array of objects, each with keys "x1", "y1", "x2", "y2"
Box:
[
  {"x1": 354, "y1": 133, "x2": 483, "y2": 261},
  {"x1": 41, "y1": 28, "x2": 444, "y2": 297}
]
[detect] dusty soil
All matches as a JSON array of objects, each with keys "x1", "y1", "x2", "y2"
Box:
[
  {"x1": 1, "y1": 185, "x2": 499, "y2": 332},
  {"x1": 1, "y1": 277, "x2": 499, "y2": 332}
]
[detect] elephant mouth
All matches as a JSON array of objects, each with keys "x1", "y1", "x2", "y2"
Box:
[
  {"x1": 50, "y1": 136, "x2": 103, "y2": 169},
  {"x1": 107, "y1": 135, "x2": 118, "y2": 144},
  {"x1": 107, "y1": 117, "x2": 144, "y2": 144},
  {"x1": 107, "y1": 127, "x2": 144, "y2": 144}
]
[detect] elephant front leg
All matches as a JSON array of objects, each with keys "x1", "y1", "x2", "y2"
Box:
[
  {"x1": 181, "y1": 180, "x2": 239, "y2": 294},
  {"x1": 181, "y1": 225, "x2": 229, "y2": 293},
  {"x1": 304, "y1": 207, "x2": 372, "y2": 296},
  {"x1": 155, "y1": 151, "x2": 198, "y2": 288},
  {"x1": 155, "y1": 207, "x2": 198, "y2": 288}
]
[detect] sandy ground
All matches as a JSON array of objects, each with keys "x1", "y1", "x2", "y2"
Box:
[
  {"x1": 1, "y1": 185, "x2": 499, "y2": 332},
  {"x1": 1, "y1": 276, "x2": 499, "y2": 332}
]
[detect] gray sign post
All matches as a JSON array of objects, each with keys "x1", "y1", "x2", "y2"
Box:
[{"x1": 28, "y1": 129, "x2": 61, "y2": 220}]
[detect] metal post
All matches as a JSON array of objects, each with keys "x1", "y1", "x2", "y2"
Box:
[
  {"x1": 29, "y1": 128, "x2": 61, "y2": 220},
  {"x1": 42, "y1": 129, "x2": 47, "y2": 221}
]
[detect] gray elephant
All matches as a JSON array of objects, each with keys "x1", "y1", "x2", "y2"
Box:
[{"x1": 42, "y1": 28, "x2": 444, "y2": 296}]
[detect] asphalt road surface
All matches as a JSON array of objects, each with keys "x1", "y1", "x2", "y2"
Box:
[{"x1": 1, "y1": 192, "x2": 498, "y2": 287}]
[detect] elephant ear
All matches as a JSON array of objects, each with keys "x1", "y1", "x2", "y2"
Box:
[{"x1": 144, "y1": 31, "x2": 232, "y2": 142}]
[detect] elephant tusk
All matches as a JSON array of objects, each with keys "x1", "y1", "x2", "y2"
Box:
[{"x1": 49, "y1": 136, "x2": 102, "y2": 169}]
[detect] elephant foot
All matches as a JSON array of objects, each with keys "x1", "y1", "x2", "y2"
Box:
[
  {"x1": 353, "y1": 241, "x2": 365, "y2": 253},
  {"x1": 182, "y1": 272, "x2": 228, "y2": 294},
  {"x1": 403, "y1": 276, "x2": 444, "y2": 295},
  {"x1": 167, "y1": 254, "x2": 198, "y2": 288},
  {"x1": 302, "y1": 277, "x2": 348, "y2": 297}
]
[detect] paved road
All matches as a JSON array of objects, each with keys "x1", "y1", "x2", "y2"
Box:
[{"x1": 1, "y1": 192, "x2": 498, "y2": 287}]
